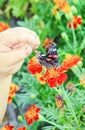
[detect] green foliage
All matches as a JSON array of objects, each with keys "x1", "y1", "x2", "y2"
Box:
[
  {"x1": 1, "y1": 0, "x2": 85, "y2": 129},
  {"x1": 0, "y1": 0, "x2": 6, "y2": 8}
]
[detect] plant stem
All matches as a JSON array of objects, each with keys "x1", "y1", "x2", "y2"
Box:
[
  {"x1": 59, "y1": 20, "x2": 65, "y2": 31},
  {"x1": 66, "y1": 41, "x2": 75, "y2": 53},
  {"x1": 39, "y1": 45, "x2": 46, "y2": 54},
  {"x1": 13, "y1": 97, "x2": 29, "y2": 130},
  {"x1": 71, "y1": 24, "x2": 77, "y2": 53},
  {"x1": 44, "y1": 119, "x2": 73, "y2": 130},
  {"x1": 61, "y1": 87, "x2": 80, "y2": 128},
  {"x1": 80, "y1": 27, "x2": 84, "y2": 38}
]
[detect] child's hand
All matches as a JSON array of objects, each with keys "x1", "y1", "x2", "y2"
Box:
[{"x1": 0, "y1": 27, "x2": 40, "y2": 77}]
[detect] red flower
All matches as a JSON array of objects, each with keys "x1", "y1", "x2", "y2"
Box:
[
  {"x1": 0, "y1": 22, "x2": 10, "y2": 32},
  {"x1": 62, "y1": 54, "x2": 82, "y2": 70},
  {"x1": 1, "y1": 125, "x2": 14, "y2": 130},
  {"x1": 17, "y1": 127, "x2": 26, "y2": 130},
  {"x1": 47, "y1": 77, "x2": 57, "y2": 88},
  {"x1": 8, "y1": 83, "x2": 19, "y2": 104},
  {"x1": 57, "y1": 73, "x2": 68, "y2": 85},
  {"x1": 44, "y1": 67, "x2": 68, "y2": 87},
  {"x1": 28, "y1": 56, "x2": 42, "y2": 74},
  {"x1": 68, "y1": 16, "x2": 82, "y2": 29},
  {"x1": 24, "y1": 104, "x2": 40, "y2": 125}
]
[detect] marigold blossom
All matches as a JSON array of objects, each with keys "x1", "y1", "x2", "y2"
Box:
[
  {"x1": 24, "y1": 104, "x2": 40, "y2": 125},
  {"x1": 28, "y1": 56, "x2": 42, "y2": 74},
  {"x1": 53, "y1": 0, "x2": 70, "y2": 13},
  {"x1": 0, "y1": 22, "x2": 10, "y2": 32},
  {"x1": 62, "y1": 54, "x2": 82, "y2": 70},
  {"x1": 1, "y1": 125, "x2": 14, "y2": 130},
  {"x1": 17, "y1": 127, "x2": 26, "y2": 130},
  {"x1": 56, "y1": 73, "x2": 68, "y2": 85},
  {"x1": 68, "y1": 16, "x2": 82, "y2": 29},
  {"x1": 42, "y1": 38, "x2": 53, "y2": 50},
  {"x1": 8, "y1": 83, "x2": 19, "y2": 104},
  {"x1": 43, "y1": 67, "x2": 68, "y2": 87}
]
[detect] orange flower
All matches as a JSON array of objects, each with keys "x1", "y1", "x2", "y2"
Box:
[
  {"x1": 8, "y1": 83, "x2": 19, "y2": 104},
  {"x1": 17, "y1": 127, "x2": 26, "y2": 130},
  {"x1": 68, "y1": 16, "x2": 82, "y2": 29},
  {"x1": 52, "y1": 8, "x2": 58, "y2": 15},
  {"x1": 62, "y1": 54, "x2": 82, "y2": 70},
  {"x1": 42, "y1": 38, "x2": 53, "y2": 51},
  {"x1": 53, "y1": 0, "x2": 70, "y2": 13},
  {"x1": 28, "y1": 56, "x2": 42, "y2": 75},
  {"x1": 44, "y1": 67, "x2": 68, "y2": 87},
  {"x1": 0, "y1": 22, "x2": 10, "y2": 32},
  {"x1": 1, "y1": 125, "x2": 14, "y2": 130},
  {"x1": 24, "y1": 104, "x2": 40, "y2": 125}
]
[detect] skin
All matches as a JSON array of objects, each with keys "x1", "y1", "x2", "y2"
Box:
[{"x1": 0, "y1": 27, "x2": 40, "y2": 123}]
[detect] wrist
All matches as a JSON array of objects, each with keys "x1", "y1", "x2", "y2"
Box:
[
  {"x1": 0, "y1": 75, "x2": 12, "y2": 123},
  {"x1": 0, "y1": 75, "x2": 12, "y2": 81}
]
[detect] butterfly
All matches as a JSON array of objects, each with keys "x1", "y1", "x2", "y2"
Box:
[{"x1": 35, "y1": 42, "x2": 59, "y2": 68}]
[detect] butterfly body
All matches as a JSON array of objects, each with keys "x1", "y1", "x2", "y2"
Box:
[{"x1": 35, "y1": 42, "x2": 59, "y2": 68}]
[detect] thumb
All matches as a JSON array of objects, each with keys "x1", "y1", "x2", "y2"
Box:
[{"x1": 7, "y1": 45, "x2": 32, "y2": 65}]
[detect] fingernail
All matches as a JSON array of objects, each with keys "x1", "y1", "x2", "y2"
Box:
[{"x1": 25, "y1": 46, "x2": 32, "y2": 56}]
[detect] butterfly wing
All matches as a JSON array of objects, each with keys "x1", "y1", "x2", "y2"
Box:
[
  {"x1": 46, "y1": 42, "x2": 58, "y2": 56},
  {"x1": 45, "y1": 42, "x2": 59, "y2": 68},
  {"x1": 35, "y1": 42, "x2": 59, "y2": 68}
]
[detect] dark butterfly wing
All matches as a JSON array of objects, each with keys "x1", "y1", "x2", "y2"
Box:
[
  {"x1": 46, "y1": 42, "x2": 58, "y2": 56},
  {"x1": 45, "y1": 42, "x2": 59, "y2": 68},
  {"x1": 35, "y1": 42, "x2": 59, "y2": 68}
]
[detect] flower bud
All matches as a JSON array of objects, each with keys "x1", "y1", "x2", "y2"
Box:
[
  {"x1": 66, "y1": 82, "x2": 75, "y2": 92},
  {"x1": 71, "y1": 6, "x2": 78, "y2": 15},
  {"x1": 71, "y1": 65, "x2": 81, "y2": 78},
  {"x1": 77, "y1": 61, "x2": 82, "y2": 68},
  {"x1": 72, "y1": 0, "x2": 79, "y2": 4},
  {"x1": 55, "y1": 95, "x2": 64, "y2": 109},
  {"x1": 61, "y1": 32, "x2": 69, "y2": 42},
  {"x1": 55, "y1": 12, "x2": 61, "y2": 21},
  {"x1": 39, "y1": 114, "x2": 46, "y2": 121},
  {"x1": 30, "y1": 94, "x2": 36, "y2": 99},
  {"x1": 65, "y1": 12, "x2": 73, "y2": 20},
  {"x1": 80, "y1": 74, "x2": 85, "y2": 87},
  {"x1": 39, "y1": 20, "x2": 45, "y2": 28},
  {"x1": 18, "y1": 115, "x2": 23, "y2": 122}
]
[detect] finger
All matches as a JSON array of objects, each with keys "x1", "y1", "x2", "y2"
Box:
[
  {"x1": 12, "y1": 27, "x2": 39, "y2": 40},
  {"x1": 12, "y1": 32, "x2": 40, "y2": 50},
  {"x1": 27, "y1": 30, "x2": 40, "y2": 41},
  {"x1": 6, "y1": 45, "x2": 32, "y2": 65},
  {"x1": 6, "y1": 60, "x2": 24, "y2": 75},
  {"x1": 1, "y1": 27, "x2": 40, "y2": 49}
]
